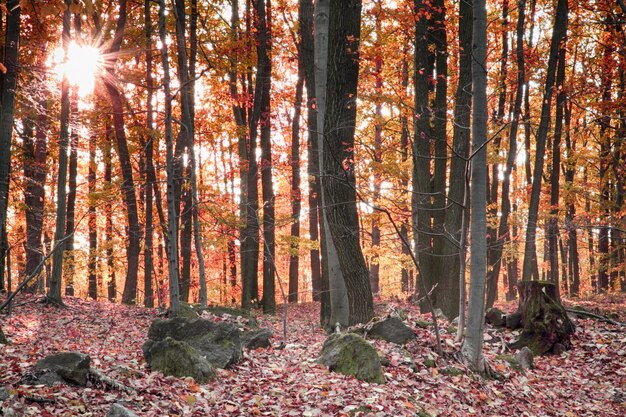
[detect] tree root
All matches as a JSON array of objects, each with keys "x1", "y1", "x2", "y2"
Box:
[{"x1": 566, "y1": 308, "x2": 625, "y2": 327}]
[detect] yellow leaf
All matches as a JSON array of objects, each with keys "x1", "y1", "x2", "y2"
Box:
[{"x1": 185, "y1": 394, "x2": 196, "y2": 405}]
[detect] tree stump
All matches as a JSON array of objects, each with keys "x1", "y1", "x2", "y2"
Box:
[{"x1": 510, "y1": 280, "x2": 574, "y2": 355}]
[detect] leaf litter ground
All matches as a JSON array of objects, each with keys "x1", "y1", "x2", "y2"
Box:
[{"x1": 0, "y1": 294, "x2": 624, "y2": 416}]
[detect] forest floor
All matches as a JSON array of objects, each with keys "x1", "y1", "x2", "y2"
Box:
[{"x1": 0, "y1": 294, "x2": 625, "y2": 417}]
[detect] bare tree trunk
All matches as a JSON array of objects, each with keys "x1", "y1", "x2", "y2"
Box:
[
  {"x1": 323, "y1": 0, "x2": 373, "y2": 325},
  {"x1": 88, "y1": 130, "x2": 98, "y2": 300},
  {"x1": 49, "y1": 0, "x2": 72, "y2": 305},
  {"x1": 462, "y1": 0, "x2": 488, "y2": 374},
  {"x1": 299, "y1": 0, "x2": 321, "y2": 303},
  {"x1": 521, "y1": 0, "x2": 568, "y2": 283},
  {"x1": 288, "y1": 73, "x2": 304, "y2": 303},
  {"x1": 315, "y1": 0, "x2": 348, "y2": 328},
  {"x1": 0, "y1": 1, "x2": 20, "y2": 290},
  {"x1": 143, "y1": 0, "x2": 155, "y2": 307},
  {"x1": 159, "y1": 0, "x2": 181, "y2": 316}
]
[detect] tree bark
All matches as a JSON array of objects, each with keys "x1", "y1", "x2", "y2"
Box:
[
  {"x1": 323, "y1": 0, "x2": 373, "y2": 325},
  {"x1": 315, "y1": 0, "x2": 348, "y2": 328},
  {"x1": 159, "y1": 0, "x2": 181, "y2": 316},
  {"x1": 521, "y1": 0, "x2": 568, "y2": 283},
  {"x1": 462, "y1": 0, "x2": 488, "y2": 374},
  {"x1": 0, "y1": 0, "x2": 20, "y2": 290},
  {"x1": 49, "y1": 0, "x2": 72, "y2": 305}
]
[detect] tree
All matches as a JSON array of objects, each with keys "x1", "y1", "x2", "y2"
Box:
[
  {"x1": 322, "y1": 0, "x2": 374, "y2": 325},
  {"x1": 521, "y1": 0, "x2": 568, "y2": 283},
  {"x1": 159, "y1": 0, "x2": 181, "y2": 316},
  {"x1": 314, "y1": 0, "x2": 348, "y2": 328},
  {"x1": 0, "y1": 0, "x2": 21, "y2": 291},
  {"x1": 462, "y1": 0, "x2": 488, "y2": 374},
  {"x1": 49, "y1": 0, "x2": 72, "y2": 305},
  {"x1": 105, "y1": 0, "x2": 142, "y2": 305}
]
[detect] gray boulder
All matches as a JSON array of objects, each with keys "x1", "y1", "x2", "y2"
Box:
[
  {"x1": 107, "y1": 403, "x2": 138, "y2": 417},
  {"x1": 485, "y1": 308, "x2": 505, "y2": 327},
  {"x1": 144, "y1": 317, "x2": 242, "y2": 368},
  {"x1": 368, "y1": 317, "x2": 415, "y2": 345},
  {"x1": 144, "y1": 337, "x2": 215, "y2": 383},
  {"x1": 317, "y1": 333, "x2": 385, "y2": 384},
  {"x1": 241, "y1": 328, "x2": 272, "y2": 349},
  {"x1": 34, "y1": 352, "x2": 91, "y2": 386}
]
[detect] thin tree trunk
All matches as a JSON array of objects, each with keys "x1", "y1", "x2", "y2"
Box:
[
  {"x1": 64, "y1": 87, "x2": 79, "y2": 293},
  {"x1": 143, "y1": 0, "x2": 155, "y2": 307},
  {"x1": 88, "y1": 130, "x2": 98, "y2": 299},
  {"x1": 254, "y1": 0, "x2": 276, "y2": 314},
  {"x1": 288, "y1": 72, "x2": 305, "y2": 303},
  {"x1": 299, "y1": 0, "x2": 321, "y2": 303},
  {"x1": 0, "y1": 0, "x2": 20, "y2": 290},
  {"x1": 104, "y1": 123, "x2": 116, "y2": 301},
  {"x1": 159, "y1": 0, "x2": 181, "y2": 316},
  {"x1": 49, "y1": 0, "x2": 72, "y2": 305},
  {"x1": 521, "y1": 0, "x2": 568, "y2": 283},
  {"x1": 462, "y1": 0, "x2": 488, "y2": 374}
]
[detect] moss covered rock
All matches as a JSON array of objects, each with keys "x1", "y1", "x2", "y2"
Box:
[
  {"x1": 317, "y1": 333, "x2": 385, "y2": 384},
  {"x1": 145, "y1": 317, "x2": 242, "y2": 368},
  {"x1": 144, "y1": 337, "x2": 215, "y2": 383},
  {"x1": 178, "y1": 303, "x2": 199, "y2": 320}
]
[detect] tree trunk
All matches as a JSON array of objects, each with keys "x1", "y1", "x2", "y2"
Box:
[
  {"x1": 322, "y1": 0, "x2": 373, "y2": 326},
  {"x1": 299, "y1": 0, "x2": 321, "y2": 302},
  {"x1": 104, "y1": 123, "x2": 116, "y2": 301},
  {"x1": 22, "y1": 90, "x2": 48, "y2": 291},
  {"x1": 315, "y1": 0, "x2": 348, "y2": 328},
  {"x1": 462, "y1": 0, "x2": 488, "y2": 374},
  {"x1": 439, "y1": 0, "x2": 472, "y2": 321},
  {"x1": 288, "y1": 70, "x2": 304, "y2": 303},
  {"x1": 255, "y1": 0, "x2": 276, "y2": 315},
  {"x1": 159, "y1": 0, "x2": 181, "y2": 316},
  {"x1": 104, "y1": 0, "x2": 140, "y2": 305},
  {"x1": 143, "y1": 0, "x2": 155, "y2": 307},
  {"x1": 547, "y1": 28, "x2": 567, "y2": 296},
  {"x1": 511, "y1": 281, "x2": 574, "y2": 355},
  {"x1": 521, "y1": 0, "x2": 568, "y2": 283},
  {"x1": 49, "y1": 0, "x2": 72, "y2": 305}
]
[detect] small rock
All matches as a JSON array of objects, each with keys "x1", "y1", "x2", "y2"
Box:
[
  {"x1": 34, "y1": 352, "x2": 91, "y2": 386},
  {"x1": 505, "y1": 312, "x2": 522, "y2": 330},
  {"x1": 0, "y1": 385, "x2": 10, "y2": 401},
  {"x1": 317, "y1": 333, "x2": 385, "y2": 384},
  {"x1": 515, "y1": 346, "x2": 534, "y2": 369},
  {"x1": 241, "y1": 328, "x2": 272, "y2": 349},
  {"x1": 368, "y1": 317, "x2": 415, "y2": 345},
  {"x1": 485, "y1": 308, "x2": 505, "y2": 327},
  {"x1": 107, "y1": 403, "x2": 138, "y2": 417}
]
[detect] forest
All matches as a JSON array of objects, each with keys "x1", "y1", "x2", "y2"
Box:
[{"x1": 0, "y1": 0, "x2": 625, "y2": 416}]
